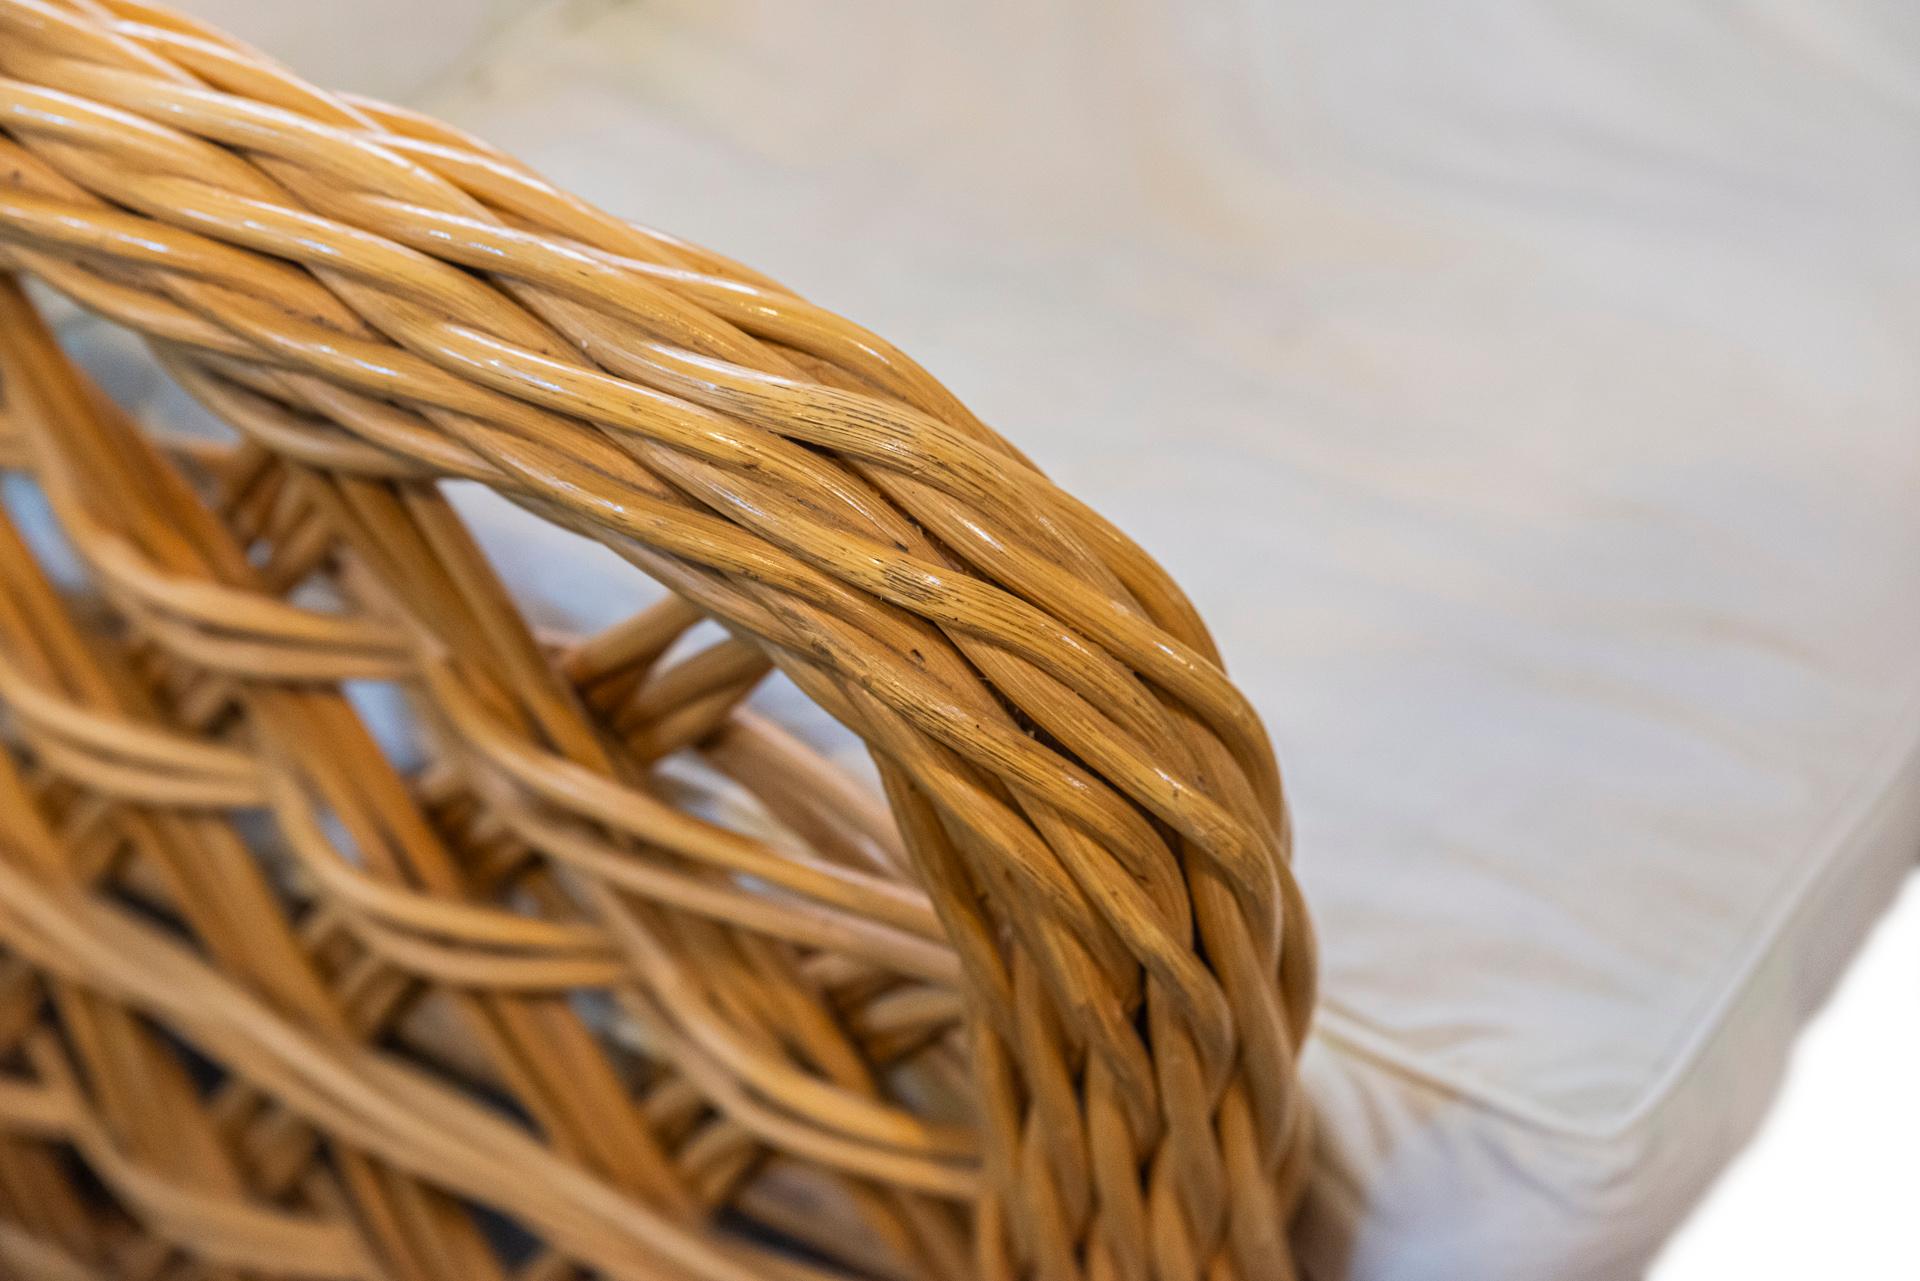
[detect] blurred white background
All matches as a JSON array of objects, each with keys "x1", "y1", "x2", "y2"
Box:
[{"x1": 1654, "y1": 874, "x2": 1919, "y2": 1278}]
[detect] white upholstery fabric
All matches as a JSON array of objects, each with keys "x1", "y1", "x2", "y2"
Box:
[
  {"x1": 78, "y1": 3, "x2": 1920, "y2": 1277},
  {"x1": 161, "y1": 0, "x2": 519, "y2": 101}
]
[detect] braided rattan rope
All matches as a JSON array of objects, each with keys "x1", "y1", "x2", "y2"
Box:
[{"x1": 0, "y1": 2, "x2": 1316, "y2": 1279}]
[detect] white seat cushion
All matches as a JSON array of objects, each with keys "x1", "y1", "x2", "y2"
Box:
[{"x1": 82, "y1": 2, "x2": 1920, "y2": 1277}]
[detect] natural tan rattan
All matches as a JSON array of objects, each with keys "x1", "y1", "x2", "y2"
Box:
[{"x1": 0, "y1": 3, "x2": 1316, "y2": 1279}]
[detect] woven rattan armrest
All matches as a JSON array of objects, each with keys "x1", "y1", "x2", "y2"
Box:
[{"x1": 0, "y1": 3, "x2": 1315, "y2": 1279}]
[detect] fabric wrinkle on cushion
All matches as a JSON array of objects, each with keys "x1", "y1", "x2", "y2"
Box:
[
  {"x1": 401, "y1": 4, "x2": 1920, "y2": 1278},
  {"x1": 402, "y1": 4, "x2": 1920, "y2": 1274},
  {"x1": 1298, "y1": 685, "x2": 1920, "y2": 1279},
  {"x1": 44, "y1": 2, "x2": 1920, "y2": 1280}
]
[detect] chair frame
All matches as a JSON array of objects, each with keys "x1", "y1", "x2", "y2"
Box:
[{"x1": 0, "y1": 3, "x2": 1315, "y2": 1279}]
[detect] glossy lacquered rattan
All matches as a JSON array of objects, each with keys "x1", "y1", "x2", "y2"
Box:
[{"x1": 0, "y1": 3, "x2": 1316, "y2": 1279}]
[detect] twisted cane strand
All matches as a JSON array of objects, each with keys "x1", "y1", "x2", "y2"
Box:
[{"x1": 0, "y1": 3, "x2": 1315, "y2": 1279}]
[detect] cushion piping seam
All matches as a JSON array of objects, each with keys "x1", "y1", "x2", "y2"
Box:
[{"x1": 1309, "y1": 672, "x2": 1920, "y2": 1144}]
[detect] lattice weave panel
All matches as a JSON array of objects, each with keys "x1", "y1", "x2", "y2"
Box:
[{"x1": 0, "y1": 2, "x2": 1315, "y2": 1279}]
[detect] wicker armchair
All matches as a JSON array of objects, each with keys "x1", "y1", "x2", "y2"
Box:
[{"x1": 0, "y1": 3, "x2": 1315, "y2": 1279}]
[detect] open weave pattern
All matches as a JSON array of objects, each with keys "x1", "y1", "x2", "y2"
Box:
[{"x1": 0, "y1": 2, "x2": 1316, "y2": 1279}]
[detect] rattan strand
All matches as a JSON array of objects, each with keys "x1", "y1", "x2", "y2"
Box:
[{"x1": 0, "y1": 2, "x2": 1315, "y2": 1279}]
